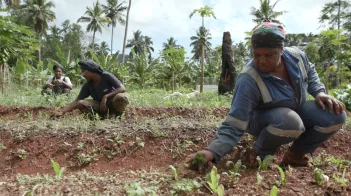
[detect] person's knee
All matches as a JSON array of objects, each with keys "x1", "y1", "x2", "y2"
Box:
[
  {"x1": 63, "y1": 88, "x2": 70, "y2": 94},
  {"x1": 314, "y1": 111, "x2": 346, "y2": 134},
  {"x1": 77, "y1": 100, "x2": 85, "y2": 109},
  {"x1": 267, "y1": 108, "x2": 305, "y2": 138},
  {"x1": 112, "y1": 93, "x2": 129, "y2": 112}
]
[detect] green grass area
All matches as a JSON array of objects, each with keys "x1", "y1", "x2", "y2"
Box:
[{"x1": 0, "y1": 86, "x2": 233, "y2": 108}]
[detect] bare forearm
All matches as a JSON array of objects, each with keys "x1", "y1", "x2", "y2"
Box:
[
  {"x1": 104, "y1": 86, "x2": 126, "y2": 99},
  {"x1": 59, "y1": 82, "x2": 72, "y2": 89},
  {"x1": 43, "y1": 84, "x2": 51, "y2": 89},
  {"x1": 61, "y1": 100, "x2": 79, "y2": 113}
]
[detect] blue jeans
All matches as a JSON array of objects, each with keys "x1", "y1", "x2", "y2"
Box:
[{"x1": 248, "y1": 100, "x2": 346, "y2": 157}]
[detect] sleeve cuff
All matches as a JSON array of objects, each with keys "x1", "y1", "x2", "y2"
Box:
[{"x1": 312, "y1": 88, "x2": 326, "y2": 97}]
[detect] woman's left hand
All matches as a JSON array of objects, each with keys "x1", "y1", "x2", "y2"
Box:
[{"x1": 315, "y1": 92, "x2": 345, "y2": 115}]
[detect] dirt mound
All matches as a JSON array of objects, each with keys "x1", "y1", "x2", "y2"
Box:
[{"x1": 0, "y1": 105, "x2": 229, "y2": 120}]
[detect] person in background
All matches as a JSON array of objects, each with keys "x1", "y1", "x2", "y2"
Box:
[
  {"x1": 42, "y1": 64, "x2": 73, "y2": 96},
  {"x1": 56, "y1": 60, "x2": 129, "y2": 119}
]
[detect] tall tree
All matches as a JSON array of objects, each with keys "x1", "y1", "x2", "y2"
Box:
[
  {"x1": 144, "y1": 35, "x2": 154, "y2": 60},
  {"x1": 284, "y1": 33, "x2": 306, "y2": 47},
  {"x1": 102, "y1": 0, "x2": 127, "y2": 55},
  {"x1": 126, "y1": 30, "x2": 145, "y2": 56},
  {"x1": 190, "y1": 26, "x2": 212, "y2": 61},
  {"x1": 122, "y1": 0, "x2": 131, "y2": 63},
  {"x1": 19, "y1": 0, "x2": 56, "y2": 62},
  {"x1": 250, "y1": 0, "x2": 285, "y2": 24},
  {"x1": 78, "y1": 1, "x2": 109, "y2": 51},
  {"x1": 161, "y1": 46, "x2": 186, "y2": 91},
  {"x1": 0, "y1": 0, "x2": 19, "y2": 8},
  {"x1": 99, "y1": 41, "x2": 110, "y2": 55},
  {"x1": 62, "y1": 22, "x2": 85, "y2": 60},
  {"x1": 319, "y1": 0, "x2": 350, "y2": 30},
  {"x1": 189, "y1": 5, "x2": 216, "y2": 93},
  {"x1": 162, "y1": 37, "x2": 180, "y2": 50}
]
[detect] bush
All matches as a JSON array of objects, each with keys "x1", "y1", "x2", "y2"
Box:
[{"x1": 332, "y1": 84, "x2": 351, "y2": 111}]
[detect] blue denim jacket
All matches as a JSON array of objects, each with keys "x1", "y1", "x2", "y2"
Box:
[{"x1": 206, "y1": 48, "x2": 325, "y2": 163}]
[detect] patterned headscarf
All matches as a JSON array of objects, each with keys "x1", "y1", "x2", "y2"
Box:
[{"x1": 251, "y1": 22, "x2": 285, "y2": 48}]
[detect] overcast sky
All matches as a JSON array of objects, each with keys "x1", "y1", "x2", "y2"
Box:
[{"x1": 50, "y1": 0, "x2": 332, "y2": 58}]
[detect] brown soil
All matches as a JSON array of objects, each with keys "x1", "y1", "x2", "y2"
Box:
[{"x1": 0, "y1": 105, "x2": 350, "y2": 195}]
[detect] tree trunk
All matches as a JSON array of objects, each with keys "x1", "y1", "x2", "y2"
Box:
[
  {"x1": 200, "y1": 44, "x2": 204, "y2": 93},
  {"x1": 111, "y1": 25, "x2": 114, "y2": 55},
  {"x1": 92, "y1": 30, "x2": 96, "y2": 52},
  {"x1": 218, "y1": 32, "x2": 237, "y2": 94},
  {"x1": 38, "y1": 34, "x2": 41, "y2": 62},
  {"x1": 172, "y1": 71, "x2": 174, "y2": 92},
  {"x1": 122, "y1": 0, "x2": 132, "y2": 63},
  {"x1": 1, "y1": 64, "x2": 3, "y2": 93},
  {"x1": 338, "y1": 0, "x2": 341, "y2": 30},
  {"x1": 200, "y1": 17, "x2": 205, "y2": 93}
]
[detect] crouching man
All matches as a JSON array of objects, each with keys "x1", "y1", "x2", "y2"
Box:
[{"x1": 57, "y1": 60, "x2": 129, "y2": 118}]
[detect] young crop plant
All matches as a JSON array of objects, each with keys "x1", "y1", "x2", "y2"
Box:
[
  {"x1": 275, "y1": 164, "x2": 286, "y2": 186},
  {"x1": 313, "y1": 168, "x2": 329, "y2": 185},
  {"x1": 257, "y1": 155, "x2": 274, "y2": 170},
  {"x1": 206, "y1": 166, "x2": 224, "y2": 195},
  {"x1": 14, "y1": 149, "x2": 28, "y2": 160},
  {"x1": 51, "y1": 159, "x2": 66, "y2": 180}
]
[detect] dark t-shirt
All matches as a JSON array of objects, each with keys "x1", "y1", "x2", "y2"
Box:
[{"x1": 77, "y1": 72, "x2": 122, "y2": 102}]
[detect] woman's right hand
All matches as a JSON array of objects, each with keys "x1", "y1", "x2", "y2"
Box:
[{"x1": 186, "y1": 150, "x2": 214, "y2": 171}]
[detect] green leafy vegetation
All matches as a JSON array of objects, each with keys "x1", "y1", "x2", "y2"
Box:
[
  {"x1": 257, "y1": 155, "x2": 274, "y2": 170},
  {"x1": 51, "y1": 159, "x2": 65, "y2": 180}
]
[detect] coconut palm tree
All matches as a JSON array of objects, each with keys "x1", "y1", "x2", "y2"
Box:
[
  {"x1": 144, "y1": 35, "x2": 154, "y2": 60},
  {"x1": 190, "y1": 26, "x2": 212, "y2": 61},
  {"x1": 250, "y1": 0, "x2": 285, "y2": 24},
  {"x1": 319, "y1": 0, "x2": 350, "y2": 30},
  {"x1": 189, "y1": 5, "x2": 216, "y2": 93},
  {"x1": 20, "y1": 0, "x2": 56, "y2": 62},
  {"x1": 122, "y1": 0, "x2": 131, "y2": 63},
  {"x1": 78, "y1": 1, "x2": 109, "y2": 51},
  {"x1": 0, "y1": 0, "x2": 19, "y2": 8},
  {"x1": 99, "y1": 41, "x2": 110, "y2": 55},
  {"x1": 102, "y1": 0, "x2": 127, "y2": 55},
  {"x1": 284, "y1": 33, "x2": 306, "y2": 47},
  {"x1": 126, "y1": 30, "x2": 145, "y2": 56},
  {"x1": 162, "y1": 37, "x2": 180, "y2": 50}
]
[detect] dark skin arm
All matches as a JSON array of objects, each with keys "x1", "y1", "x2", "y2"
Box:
[
  {"x1": 100, "y1": 84, "x2": 126, "y2": 112},
  {"x1": 43, "y1": 83, "x2": 54, "y2": 89},
  {"x1": 56, "y1": 79, "x2": 73, "y2": 89},
  {"x1": 315, "y1": 92, "x2": 345, "y2": 114},
  {"x1": 185, "y1": 150, "x2": 214, "y2": 172}
]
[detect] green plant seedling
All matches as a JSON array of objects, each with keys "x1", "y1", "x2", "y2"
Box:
[
  {"x1": 189, "y1": 153, "x2": 207, "y2": 170},
  {"x1": 0, "y1": 143, "x2": 6, "y2": 150},
  {"x1": 257, "y1": 155, "x2": 274, "y2": 170},
  {"x1": 333, "y1": 167, "x2": 349, "y2": 186},
  {"x1": 270, "y1": 185, "x2": 278, "y2": 196},
  {"x1": 313, "y1": 168, "x2": 328, "y2": 185},
  {"x1": 51, "y1": 159, "x2": 65, "y2": 180},
  {"x1": 206, "y1": 166, "x2": 220, "y2": 193},
  {"x1": 169, "y1": 165, "x2": 178, "y2": 182},
  {"x1": 15, "y1": 149, "x2": 28, "y2": 160},
  {"x1": 226, "y1": 159, "x2": 243, "y2": 174},
  {"x1": 136, "y1": 137, "x2": 145, "y2": 148},
  {"x1": 275, "y1": 164, "x2": 286, "y2": 186},
  {"x1": 217, "y1": 184, "x2": 225, "y2": 196},
  {"x1": 256, "y1": 172, "x2": 263, "y2": 185},
  {"x1": 171, "y1": 178, "x2": 201, "y2": 195},
  {"x1": 226, "y1": 159, "x2": 244, "y2": 182}
]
